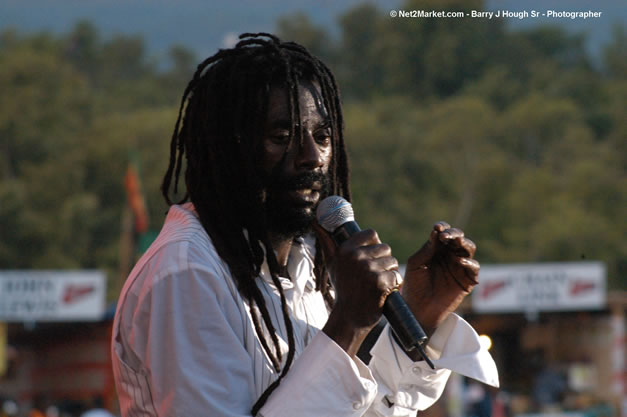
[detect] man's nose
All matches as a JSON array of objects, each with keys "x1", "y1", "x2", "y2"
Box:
[{"x1": 293, "y1": 131, "x2": 324, "y2": 170}]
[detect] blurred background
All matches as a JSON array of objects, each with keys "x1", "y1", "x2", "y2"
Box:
[{"x1": 0, "y1": 0, "x2": 625, "y2": 416}]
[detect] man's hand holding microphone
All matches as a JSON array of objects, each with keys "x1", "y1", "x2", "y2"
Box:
[{"x1": 314, "y1": 196, "x2": 480, "y2": 363}]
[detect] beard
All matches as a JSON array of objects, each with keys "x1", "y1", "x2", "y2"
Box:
[{"x1": 264, "y1": 170, "x2": 331, "y2": 240}]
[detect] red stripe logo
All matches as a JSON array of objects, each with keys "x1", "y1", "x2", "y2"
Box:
[
  {"x1": 481, "y1": 281, "x2": 506, "y2": 299},
  {"x1": 62, "y1": 285, "x2": 95, "y2": 304},
  {"x1": 570, "y1": 281, "x2": 596, "y2": 296}
]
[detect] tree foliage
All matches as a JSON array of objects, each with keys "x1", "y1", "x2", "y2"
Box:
[
  {"x1": 0, "y1": 3, "x2": 624, "y2": 296},
  {"x1": 278, "y1": 0, "x2": 626, "y2": 289},
  {"x1": 0, "y1": 23, "x2": 186, "y2": 298}
]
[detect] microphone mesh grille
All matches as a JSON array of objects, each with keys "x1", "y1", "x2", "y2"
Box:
[{"x1": 316, "y1": 196, "x2": 355, "y2": 232}]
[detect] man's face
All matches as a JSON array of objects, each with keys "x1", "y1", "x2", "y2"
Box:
[{"x1": 260, "y1": 81, "x2": 333, "y2": 239}]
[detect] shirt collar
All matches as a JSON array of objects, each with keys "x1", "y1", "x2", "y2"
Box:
[{"x1": 259, "y1": 235, "x2": 317, "y2": 297}]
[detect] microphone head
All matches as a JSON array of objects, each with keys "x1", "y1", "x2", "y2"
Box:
[{"x1": 316, "y1": 196, "x2": 355, "y2": 232}]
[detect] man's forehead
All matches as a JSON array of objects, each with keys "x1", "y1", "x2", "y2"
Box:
[{"x1": 266, "y1": 81, "x2": 328, "y2": 122}]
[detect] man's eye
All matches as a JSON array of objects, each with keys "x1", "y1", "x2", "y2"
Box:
[
  {"x1": 269, "y1": 134, "x2": 291, "y2": 145},
  {"x1": 315, "y1": 131, "x2": 332, "y2": 145}
]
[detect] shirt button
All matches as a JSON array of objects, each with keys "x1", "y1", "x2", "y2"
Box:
[
  {"x1": 352, "y1": 401, "x2": 363, "y2": 410},
  {"x1": 412, "y1": 365, "x2": 421, "y2": 374}
]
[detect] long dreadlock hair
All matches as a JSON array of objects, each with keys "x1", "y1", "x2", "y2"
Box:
[{"x1": 161, "y1": 33, "x2": 351, "y2": 414}]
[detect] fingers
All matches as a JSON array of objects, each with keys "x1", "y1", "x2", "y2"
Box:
[
  {"x1": 459, "y1": 257, "x2": 480, "y2": 284},
  {"x1": 343, "y1": 229, "x2": 382, "y2": 249},
  {"x1": 380, "y1": 269, "x2": 402, "y2": 296},
  {"x1": 408, "y1": 221, "x2": 475, "y2": 268},
  {"x1": 460, "y1": 238, "x2": 477, "y2": 258},
  {"x1": 315, "y1": 223, "x2": 397, "y2": 282},
  {"x1": 445, "y1": 256, "x2": 480, "y2": 291},
  {"x1": 438, "y1": 227, "x2": 463, "y2": 243},
  {"x1": 313, "y1": 225, "x2": 388, "y2": 264},
  {"x1": 438, "y1": 228, "x2": 476, "y2": 258},
  {"x1": 357, "y1": 242, "x2": 393, "y2": 259},
  {"x1": 434, "y1": 221, "x2": 451, "y2": 233},
  {"x1": 437, "y1": 226, "x2": 479, "y2": 289},
  {"x1": 340, "y1": 231, "x2": 398, "y2": 292},
  {"x1": 351, "y1": 244, "x2": 398, "y2": 277},
  {"x1": 325, "y1": 227, "x2": 399, "y2": 319},
  {"x1": 368, "y1": 255, "x2": 399, "y2": 272},
  {"x1": 426, "y1": 221, "x2": 452, "y2": 252}
]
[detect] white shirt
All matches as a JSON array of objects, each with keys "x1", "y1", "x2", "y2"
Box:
[
  {"x1": 80, "y1": 409, "x2": 117, "y2": 417},
  {"x1": 111, "y1": 203, "x2": 498, "y2": 417}
]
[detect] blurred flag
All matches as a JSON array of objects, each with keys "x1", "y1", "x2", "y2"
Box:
[
  {"x1": 0, "y1": 322, "x2": 6, "y2": 376},
  {"x1": 124, "y1": 157, "x2": 149, "y2": 234}
]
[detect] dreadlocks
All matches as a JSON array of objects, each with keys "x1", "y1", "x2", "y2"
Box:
[{"x1": 161, "y1": 33, "x2": 351, "y2": 414}]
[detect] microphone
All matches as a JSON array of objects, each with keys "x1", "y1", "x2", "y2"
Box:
[{"x1": 316, "y1": 196, "x2": 434, "y2": 368}]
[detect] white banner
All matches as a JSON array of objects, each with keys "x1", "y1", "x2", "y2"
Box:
[
  {"x1": 472, "y1": 262, "x2": 606, "y2": 313},
  {"x1": 0, "y1": 270, "x2": 106, "y2": 322}
]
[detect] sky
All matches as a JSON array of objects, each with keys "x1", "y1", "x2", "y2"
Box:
[{"x1": 0, "y1": 0, "x2": 624, "y2": 62}]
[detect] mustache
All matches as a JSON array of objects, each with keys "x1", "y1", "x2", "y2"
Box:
[{"x1": 268, "y1": 171, "x2": 330, "y2": 192}]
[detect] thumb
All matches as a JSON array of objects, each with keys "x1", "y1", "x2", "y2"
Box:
[
  {"x1": 407, "y1": 221, "x2": 449, "y2": 269},
  {"x1": 313, "y1": 221, "x2": 337, "y2": 264}
]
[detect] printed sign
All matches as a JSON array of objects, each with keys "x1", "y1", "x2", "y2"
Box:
[
  {"x1": 472, "y1": 262, "x2": 606, "y2": 313},
  {"x1": 0, "y1": 270, "x2": 106, "y2": 322}
]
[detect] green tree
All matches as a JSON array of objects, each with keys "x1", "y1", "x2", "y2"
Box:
[
  {"x1": 276, "y1": 12, "x2": 335, "y2": 63},
  {"x1": 0, "y1": 27, "x2": 181, "y2": 298}
]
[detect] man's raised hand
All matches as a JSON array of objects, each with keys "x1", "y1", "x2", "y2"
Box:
[{"x1": 401, "y1": 222, "x2": 480, "y2": 337}]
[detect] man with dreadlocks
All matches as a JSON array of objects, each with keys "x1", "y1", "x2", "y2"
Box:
[{"x1": 111, "y1": 33, "x2": 498, "y2": 416}]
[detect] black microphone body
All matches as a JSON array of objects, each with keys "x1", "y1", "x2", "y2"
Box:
[{"x1": 329, "y1": 219, "x2": 429, "y2": 352}]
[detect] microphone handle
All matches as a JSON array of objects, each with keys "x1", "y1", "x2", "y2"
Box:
[
  {"x1": 331, "y1": 221, "x2": 361, "y2": 243},
  {"x1": 330, "y1": 221, "x2": 429, "y2": 351},
  {"x1": 383, "y1": 291, "x2": 427, "y2": 349}
]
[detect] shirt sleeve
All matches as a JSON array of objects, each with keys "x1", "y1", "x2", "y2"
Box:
[
  {"x1": 365, "y1": 313, "x2": 499, "y2": 416},
  {"x1": 120, "y1": 265, "x2": 260, "y2": 417},
  {"x1": 115, "y1": 263, "x2": 381, "y2": 417},
  {"x1": 115, "y1": 256, "x2": 497, "y2": 417},
  {"x1": 259, "y1": 331, "x2": 378, "y2": 417}
]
